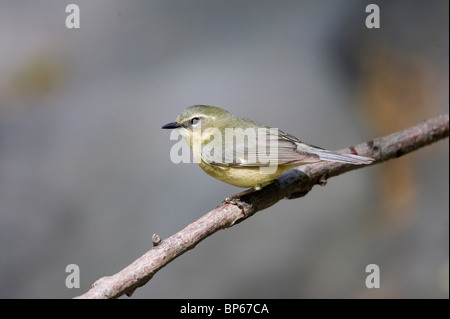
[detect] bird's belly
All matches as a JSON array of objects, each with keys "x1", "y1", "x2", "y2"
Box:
[{"x1": 199, "y1": 161, "x2": 292, "y2": 189}]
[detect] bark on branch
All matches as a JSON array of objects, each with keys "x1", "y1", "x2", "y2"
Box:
[{"x1": 75, "y1": 114, "x2": 449, "y2": 299}]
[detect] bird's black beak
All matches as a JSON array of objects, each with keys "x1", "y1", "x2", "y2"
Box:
[{"x1": 161, "y1": 122, "x2": 181, "y2": 129}]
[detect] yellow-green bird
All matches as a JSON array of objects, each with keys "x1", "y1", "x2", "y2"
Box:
[{"x1": 162, "y1": 105, "x2": 373, "y2": 191}]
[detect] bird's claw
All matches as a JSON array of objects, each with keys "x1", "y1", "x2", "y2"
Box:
[{"x1": 221, "y1": 195, "x2": 241, "y2": 206}]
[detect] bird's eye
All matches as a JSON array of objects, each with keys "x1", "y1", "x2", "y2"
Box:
[{"x1": 190, "y1": 117, "x2": 200, "y2": 125}]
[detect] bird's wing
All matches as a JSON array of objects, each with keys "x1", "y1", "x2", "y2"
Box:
[{"x1": 201, "y1": 127, "x2": 321, "y2": 167}]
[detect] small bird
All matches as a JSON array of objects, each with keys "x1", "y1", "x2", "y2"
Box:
[{"x1": 162, "y1": 105, "x2": 373, "y2": 192}]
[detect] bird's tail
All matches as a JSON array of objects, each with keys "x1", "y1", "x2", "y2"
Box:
[{"x1": 314, "y1": 150, "x2": 373, "y2": 165}]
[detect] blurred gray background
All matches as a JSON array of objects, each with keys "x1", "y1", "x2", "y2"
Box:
[{"x1": 0, "y1": 0, "x2": 448, "y2": 298}]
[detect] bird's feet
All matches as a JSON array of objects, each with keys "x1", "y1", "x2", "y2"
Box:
[{"x1": 222, "y1": 188, "x2": 257, "y2": 206}]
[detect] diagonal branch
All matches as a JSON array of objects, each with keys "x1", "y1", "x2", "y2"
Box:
[{"x1": 75, "y1": 114, "x2": 449, "y2": 299}]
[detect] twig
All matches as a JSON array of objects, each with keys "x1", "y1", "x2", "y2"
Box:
[{"x1": 75, "y1": 114, "x2": 449, "y2": 299}]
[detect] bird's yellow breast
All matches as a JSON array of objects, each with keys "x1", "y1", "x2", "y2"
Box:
[{"x1": 198, "y1": 160, "x2": 293, "y2": 190}]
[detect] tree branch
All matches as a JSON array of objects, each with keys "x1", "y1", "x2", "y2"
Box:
[{"x1": 75, "y1": 114, "x2": 449, "y2": 299}]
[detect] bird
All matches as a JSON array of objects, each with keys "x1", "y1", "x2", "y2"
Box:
[{"x1": 162, "y1": 105, "x2": 373, "y2": 192}]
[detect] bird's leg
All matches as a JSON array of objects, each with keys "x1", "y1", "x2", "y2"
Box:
[
  {"x1": 223, "y1": 188, "x2": 257, "y2": 205},
  {"x1": 222, "y1": 179, "x2": 281, "y2": 205}
]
